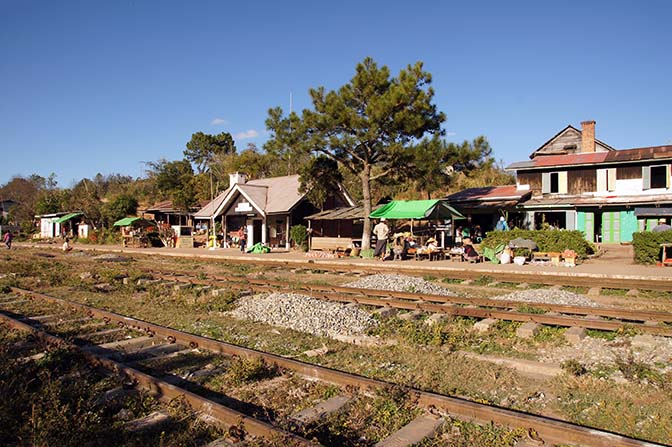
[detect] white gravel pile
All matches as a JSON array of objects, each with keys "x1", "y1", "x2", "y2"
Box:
[
  {"x1": 344, "y1": 274, "x2": 457, "y2": 296},
  {"x1": 491, "y1": 288, "x2": 598, "y2": 307},
  {"x1": 227, "y1": 293, "x2": 376, "y2": 338},
  {"x1": 540, "y1": 335, "x2": 672, "y2": 374}
]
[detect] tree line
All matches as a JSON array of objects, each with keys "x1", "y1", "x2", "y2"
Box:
[{"x1": 0, "y1": 57, "x2": 513, "y2": 245}]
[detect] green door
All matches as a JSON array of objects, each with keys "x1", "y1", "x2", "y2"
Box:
[
  {"x1": 619, "y1": 210, "x2": 638, "y2": 243},
  {"x1": 601, "y1": 212, "x2": 620, "y2": 243},
  {"x1": 577, "y1": 211, "x2": 594, "y2": 242}
]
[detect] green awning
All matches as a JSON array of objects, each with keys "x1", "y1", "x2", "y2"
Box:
[
  {"x1": 54, "y1": 212, "x2": 82, "y2": 224},
  {"x1": 113, "y1": 217, "x2": 155, "y2": 227},
  {"x1": 369, "y1": 200, "x2": 465, "y2": 220}
]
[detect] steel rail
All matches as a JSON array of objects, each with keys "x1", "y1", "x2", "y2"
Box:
[
  {"x1": 0, "y1": 307, "x2": 316, "y2": 446},
  {"x1": 19, "y1": 243, "x2": 672, "y2": 292},
  {"x1": 207, "y1": 257, "x2": 672, "y2": 292},
  {"x1": 8, "y1": 287, "x2": 665, "y2": 447},
  {"x1": 154, "y1": 273, "x2": 672, "y2": 336},
  {"x1": 243, "y1": 276, "x2": 672, "y2": 323},
  {"x1": 145, "y1": 267, "x2": 672, "y2": 322}
]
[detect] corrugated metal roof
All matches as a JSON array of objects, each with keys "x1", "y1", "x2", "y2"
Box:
[
  {"x1": 509, "y1": 145, "x2": 672, "y2": 171},
  {"x1": 446, "y1": 185, "x2": 529, "y2": 202},
  {"x1": 306, "y1": 206, "x2": 368, "y2": 220},
  {"x1": 605, "y1": 145, "x2": 672, "y2": 162}
]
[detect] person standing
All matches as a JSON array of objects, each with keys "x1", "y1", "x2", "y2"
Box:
[
  {"x1": 372, "y1": 218, "x2": 390, "y2": 261},
  {"x1": 3, "y1": 231, "x2": 12, "y2": 249},
  {"x1": 238, "y1": 226, "x2": 247, "y2": 253},
  {"x1": 495, "y1": 216, "x2": 509, "y2": 231},
  {"x1": 652, "y1": 218, "x2": 672, "y2": 232}
]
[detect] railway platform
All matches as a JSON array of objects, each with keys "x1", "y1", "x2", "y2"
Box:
[{"x1": 16, "y1": 241, "x2": 671, "y2": 283}]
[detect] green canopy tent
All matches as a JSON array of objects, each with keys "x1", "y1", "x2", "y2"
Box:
[
  {"x1": 54, "y1": 212, "x2": 82, "y2": 224},
  {"x1": 369, "y1": 199, "x2": 464, "y2": 220},
  {"x1": 369, "y1": 199, "x2": 465, "y2": 246},
  {"x1": 113, "y1": 217, "x2": 155, "y2": 227}
]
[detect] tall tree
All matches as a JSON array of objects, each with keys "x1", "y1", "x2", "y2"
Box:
[
  {"x1": 146, "y1": 159, "x2": 197, "y2": 213},
  {"x1": 184, "y1": 131, "x2": 236, "y2": 174},
  {"x1": 298, "y1": 156, "x2": 344, "y2": 210},
  {"x1": 266, "y1": 57, "x2": 445, "y2": 248},
  {"x1": 103, "y1": 194, "x2": 139, "y2": 226},
  {"x1": 411, "y1": 135, "x2": 504, "y2": 198},
  {"x1": 69, "y1": 178, "x2": 103, "y2": 228},
  {"x1": 264, "y1": 108, "x2": 312, "y2": 175}
]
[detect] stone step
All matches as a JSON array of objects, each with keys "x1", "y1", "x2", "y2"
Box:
[
  {"x1": 374, "y1": 414, "x2": 444, "y2": 447},
  {"x1": 291, "y1": 395, "x2": 351, "y2": 426},
  {"x1": 564, "y1": 326, "x2": 586, "y2": 343},
  {"x1": 424, "y1": 313, "x2": 448, "y2": 326},
  {"x1": 398, "y1": 310, "x2": 424, "y2": 321},
  {"x1": 516, "y1": 322, "x2": 540, "y2": 339},
  {"x1": 374, "y1": 307, "x2": 398, "y2": 319},
  {"x1": 473, "y1": 318, "x2": 498, "y2": 333},
  {"x1": 587, "y1": 287, "x2": 601, "y2": 296},
  {"x1": 124, "y1": 410, "x2": 171, "y2": 433}
]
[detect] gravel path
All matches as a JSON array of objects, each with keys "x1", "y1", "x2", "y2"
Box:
[
  {"x1": 490, "y1": 288, "x2": 598, "y2": 307},
  {"x1": 344, "y1": 274, "x2": 457, "y2": 296},
  {"x1": 227, "y1": 293, "x2": 376, "y2": 338}
]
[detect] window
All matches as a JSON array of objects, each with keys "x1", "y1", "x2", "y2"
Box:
[
  {"x1": 651, "y1": 166, "x2": 669, "y2": 189},
  {"x1": 643, "y1": 165, "x2": 671, "y2": 190},
  {"x1": 550, "y1": 173, "x2": 559, "y2": 193},
  {"x1": 542, "y1": 171, "x2": 568, "y2": 194},
  {"x1": 597, "y1": 168, "x2": 617, "y2": 192}
]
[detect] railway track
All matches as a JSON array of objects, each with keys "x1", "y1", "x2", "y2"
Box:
[
  {"x1": 186, "y1": 256, "x2": 672, "y2": 293},
  {"x1": 0, "y1": 286, "x2": 665, "y2": 447},
  {"x1": 17, "y1": 244, "x2": 672, "y2": 292},
  {"x1": 150, "y1": 270, "x2": 672, "y2": 337}
]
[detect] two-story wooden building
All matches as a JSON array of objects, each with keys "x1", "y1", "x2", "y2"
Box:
[{"x1": 507, "y1": 121, "x2": 672, "y2": 243}]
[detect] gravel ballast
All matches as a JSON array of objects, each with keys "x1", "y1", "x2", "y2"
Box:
[
  {"x1": 540, "y1": 335, "x2": 672, "y2": 375},
  {"x1": 490, "y1": 288, "x2": 598, "y2": 307},
  {"x1": 227, "y1": 293, "x2": 376, "y2": 338},
  {"x1": 344, "y1": 274, "x2": 457, "y2": 296}
]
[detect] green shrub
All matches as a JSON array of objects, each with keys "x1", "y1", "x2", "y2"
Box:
[
  {"x1": 481, "y1": 229, "x2": 595, "y2": 258},
  {"x1": 632, "y1": 230, "x2": 672, "y2": 264},
  {"x1": 290, "y1": 224, "x2": 308, "y2": 251}
]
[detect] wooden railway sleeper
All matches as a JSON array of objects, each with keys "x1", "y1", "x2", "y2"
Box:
[{"x1": 6, "y1": 287, "x2": 667, "y2": 447}]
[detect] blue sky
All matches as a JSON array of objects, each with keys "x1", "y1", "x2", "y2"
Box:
[{"x1": 1, "y1": 0, "x2": 670, "y2": 187}]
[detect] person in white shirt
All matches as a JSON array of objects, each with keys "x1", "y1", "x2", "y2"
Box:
[{"x1": 372, "y1": 218, "x2": 390, "y2": 261}]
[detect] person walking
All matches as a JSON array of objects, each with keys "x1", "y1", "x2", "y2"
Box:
[
  {"x1": 372, "y1": 218, "x2": 390, "y2": 261},
  {"x1": 3, "y1": 231, "x2": 12, "y2": 249}
]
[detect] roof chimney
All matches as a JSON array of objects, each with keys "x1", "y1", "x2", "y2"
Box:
[
  {"x1": 229, "y1": 172, "x2": 247, "y2": 186},
  {"x1": 581, "y1": 120, "x2": 596, "y2": 153}
]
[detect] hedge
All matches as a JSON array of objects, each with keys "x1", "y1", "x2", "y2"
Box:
[
  {"x1": 290, "y1": 224, "x2": 308, "y2": 251},
  {"x1": 632, "y1": 231, "x2": 672, "y2": 264},
  {"x1": 480, "y1": 229, "x2": 595, "y2": 258}
]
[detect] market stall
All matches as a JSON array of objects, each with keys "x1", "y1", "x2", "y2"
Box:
[{"x1": 113, "y1": 217, "x2": 156, "y2": 248}]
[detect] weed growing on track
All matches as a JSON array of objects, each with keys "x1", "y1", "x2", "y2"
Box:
[{"x1": 0, "y1": 328, "x2": 223, "y2": 446}]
